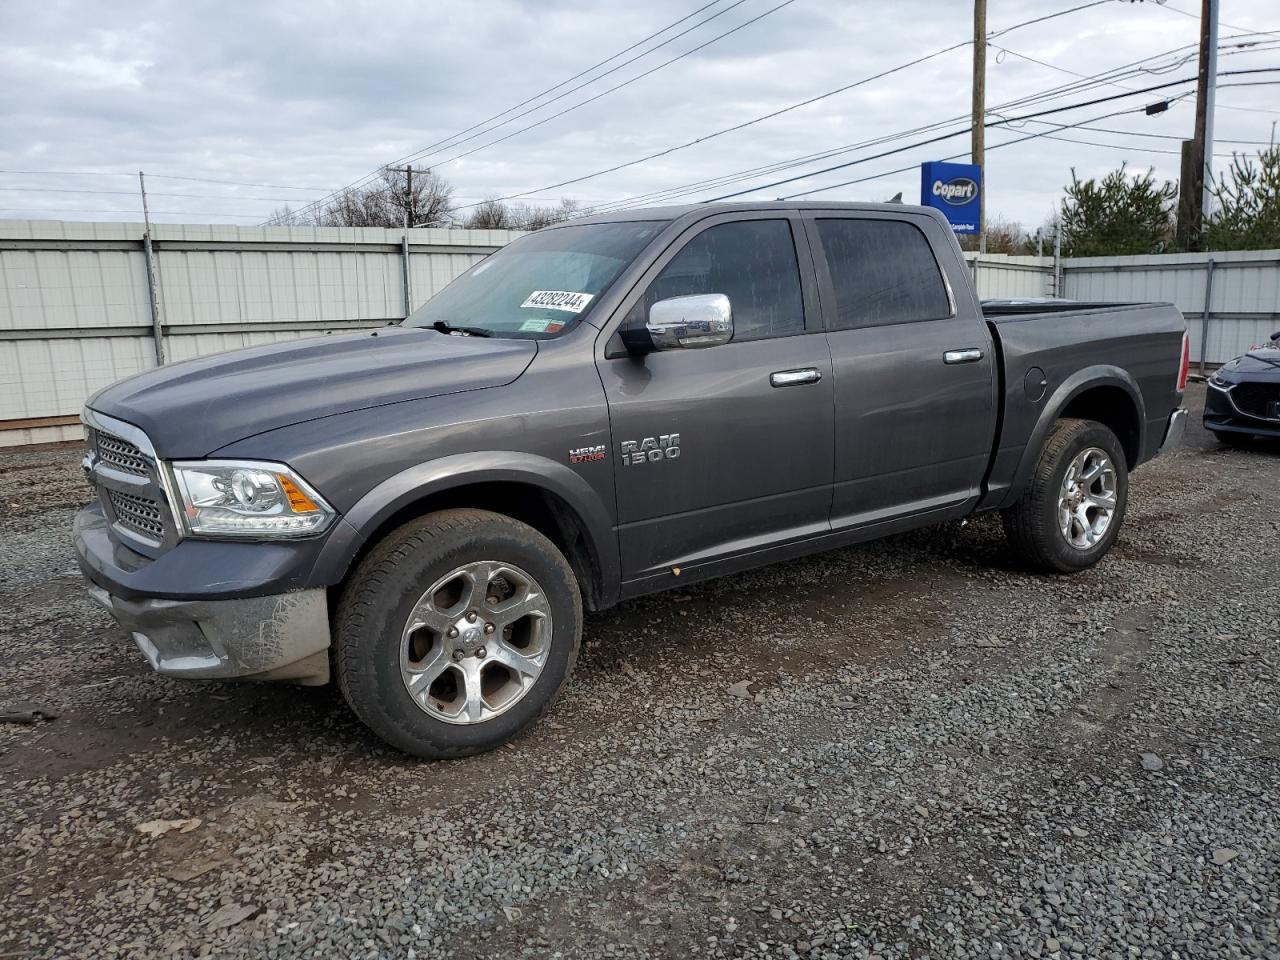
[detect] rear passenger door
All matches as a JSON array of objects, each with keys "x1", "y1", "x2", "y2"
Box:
[
  {"x1": 803, "y1": 212, "x2": 997, "y2": 530},
  {"x1": 599, "y1": 213, "x2": 834, "y2": 584}
]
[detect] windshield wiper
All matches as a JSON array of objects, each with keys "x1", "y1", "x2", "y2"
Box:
[{"x1": 432, "y1": 320, "x2": 492, "y2": 338}]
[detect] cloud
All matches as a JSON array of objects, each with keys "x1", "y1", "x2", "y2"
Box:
[{"x1": 0, "y1": 0, "x2": 1275, "y2": 227}]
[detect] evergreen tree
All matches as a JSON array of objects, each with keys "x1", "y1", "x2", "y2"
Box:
[
  {"x1": 1059, "y1": 164, "x2": 1176, "y2": 257},
  {"x1": 1205, "y1": 147, "x2": 1280, "y2": 251}
]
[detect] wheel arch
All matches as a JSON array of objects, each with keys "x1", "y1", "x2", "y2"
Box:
[
  {"x1": 314, "y1": 452, "x2": 619, "y2": 611},
  {"x1": 1000, "y1": 366, "x2": 1146, "y2": 509}
]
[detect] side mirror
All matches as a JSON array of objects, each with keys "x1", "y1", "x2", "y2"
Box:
[
  {"x1": 646, "y1": 294, "x2": 733, "y2": 350},
  {"x1": 1271, "y1": 330, "x2": 1280, "y2": 343}
]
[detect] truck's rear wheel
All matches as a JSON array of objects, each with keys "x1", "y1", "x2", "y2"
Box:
[
  {"x1": 1001, "y1": 418, "x2": 1128, "y2": 574},
  {"x1": 335, "y1": 509, "x2": 581, "y2": 759}
]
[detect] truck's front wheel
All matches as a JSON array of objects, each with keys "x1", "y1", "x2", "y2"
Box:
[
  {"x1": 335, "y1": 509, "x2": 582, "y2": 759},
  {"x1": 1001, "y1": 418, "x2": 1129, "y2": 574}
]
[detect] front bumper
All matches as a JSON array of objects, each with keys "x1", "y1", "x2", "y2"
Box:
[
  {"x1": 86, "y1": 583, "x2": 331, "y2": 684},
  {"x1": 75, "y1": 503, "x2": 333, "y2": 685}
]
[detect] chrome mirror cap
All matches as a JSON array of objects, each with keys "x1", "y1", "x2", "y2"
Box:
[{"x1": 646, "y1": 294, "x2": 733, "y2": 350}]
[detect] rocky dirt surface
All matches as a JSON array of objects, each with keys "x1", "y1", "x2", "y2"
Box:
[{"x1": 0, "y1": 383, "x2": 1277, "y2": 959}]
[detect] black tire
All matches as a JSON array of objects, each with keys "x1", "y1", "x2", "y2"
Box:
[
  {"x1": 1001, "y1": 418, "x2": 1129, "y2": 574},
  {"x1": 1213, "y1": 430, "x2": 1253, "y2": 449},
  {"x1": 334, "y1": 509, "x2": 581, "y2": 759}
]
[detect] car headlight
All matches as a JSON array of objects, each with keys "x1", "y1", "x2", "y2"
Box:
[
  {"x1": 1209, "y1": 370, "x2": 1234, "y2": 388},
  {"x1": 170, "y1": 460, "x2": 334, "y2": 538}
]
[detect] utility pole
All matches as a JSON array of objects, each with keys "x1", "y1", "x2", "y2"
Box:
[
  {"x1": 137, "y1": 171, "x2": 166, "y2": 366},
  {"x1": 387, "y1": 165, "x2": 416, "y2": 228},
  {"x1": 1200, "y1": 0, "x2": 1218, "y2": 219},
  {"x1": 407, "y1": 166, "x2": 415, "y2": 229},
  {"x1": 972, "y1": 0, "x2": 987, "y2": 254},
  {"x1": 384, "y1": 165, "x2": 416, "y2": 311},
  {"x1": 1177, "y1": 0, "x2": 1218, "y2": 249}
]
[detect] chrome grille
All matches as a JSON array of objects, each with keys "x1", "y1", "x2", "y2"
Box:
[
  {"x1": 93, "y1": 429, "x2": 150, "y2": 475},
  {"x1": 84, "y1": 411, "x2": 177, "y2": 552},
  {"x1": 106, "y1": 488, "x2": 166, "y2": 541}
]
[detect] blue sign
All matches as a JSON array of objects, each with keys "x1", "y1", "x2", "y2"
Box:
[{"x1": 920, "y1": 161, "x2": 981, "y2": 234}]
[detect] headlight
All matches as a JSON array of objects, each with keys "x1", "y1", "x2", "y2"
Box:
[
  {"x1": 170, "y1": 460, "x2": 334, "y2": 538},
  {"x1": 1209, "y1": 371, "x2": 1234, "y2": 388}
]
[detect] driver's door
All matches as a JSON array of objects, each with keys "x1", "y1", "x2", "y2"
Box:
[{"x1": 597, "y1": 214, "x2": 834, "y2": 587}]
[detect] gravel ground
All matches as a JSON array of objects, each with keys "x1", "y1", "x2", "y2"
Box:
[{"x1": 1, "y1": 382, "x2": 1277, "y2": 960}]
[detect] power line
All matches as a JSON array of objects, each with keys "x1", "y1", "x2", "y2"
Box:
[
  {"x1": 0, "y1": 169, "x2": 338, "y2": 191},
  {"x1": 293, "y1": 0, "x2": 742, "y2": 216},
  {"x1": 283, "y1": 0, "x2": 793, "y2": 224},
  {"x1": 987, "y1": 0, "x2": 1110, "y2": 37},
  {"x1": 0, "y1": 169, "x2": 136, "y2": 178},
  {"x1": 587, "y1": 26, "x2": 1280, "y2": 213},
  {"x1": 751, "y1": 104, "x2": 1162, "y2": 203},
  {"x1": 707, "y1": 69, "x2": 1280, "y2": 202},
  {"x1": 1159, "y1": 3, "x2": 1280, "y2": 39},
  {"x1": 588, "y1": 45, "x2": 1210, "y2": 212},
  {"x1": 1057, "y1": 123, "x2": 1271, "y2": 143},
  {"x1": 773, "y1": 79, "x2": 1279, "y2": 204},
  {"x1": 0, "y1": 186, "x2": 341, "y2": 203},
  {"x1": 591, "y1": 38, "x2": 1222, "y2": 211},
  {"x1": 430, "y1": 0, "x2": 798, "y2": 167},
  {"x1": 381, "y1": 0, "x2": 752, "y2": 168},
  {"x1": 448, "y1": 1, "x2": 1180, "y2": 213},
  {"x1": 454, "y1": 37, "x2": 972, "y2": 211},
  {"x1": 301, "y1": 0, "x2": 1112, "y2": 223},
  {"x1": 1215, "y1": 80, "x2": 1280, "y2": 90},
  {"x1": 991, "y1": 35, "x2": 1280, "y2": 116},
  {"x1": 146, "y1": 173, "x2": 337, "y2": 191},
  {"x1": 0, "y1": 208, "x2": 270, "y2": 218},
  {"x1": 778, "y1": 102, "x2": 1186, "y2": 200},
  {"x1": 1017, "y1": 121, "x2": 1261, "y2": 158}
]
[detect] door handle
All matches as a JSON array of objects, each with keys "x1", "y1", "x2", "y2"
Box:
[
  {"x1": 943, "y1": 348, "x2": 984, "y2": 364},
  {"x1": 770, "y1": 368, "x2": 822, "y2": 387}
]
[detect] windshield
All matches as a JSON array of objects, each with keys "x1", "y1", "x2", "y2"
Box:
[{"x1": 404, "y1": 219, "x2": 666, "y2": 337}]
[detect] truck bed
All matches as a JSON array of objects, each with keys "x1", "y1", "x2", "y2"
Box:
[{"x1": 978, "y1": 300, "x2": 1186, "y2": 510}]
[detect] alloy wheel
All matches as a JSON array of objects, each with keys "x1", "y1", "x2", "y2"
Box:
[
  {"x1": 399, "y1": 560, "x2": 552, "y2": 724},
  {"x1": 1057, "y1": 447, "x2": 1118, "y2": 550}
]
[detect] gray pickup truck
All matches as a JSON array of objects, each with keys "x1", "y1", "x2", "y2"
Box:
[{"x1": 75, "y1": 202, "x2": 1189, "y2": 758}]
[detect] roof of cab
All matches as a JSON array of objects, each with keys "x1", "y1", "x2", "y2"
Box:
[{"x1": 565, "y1": 200, "x2": 946, "y2": 227}]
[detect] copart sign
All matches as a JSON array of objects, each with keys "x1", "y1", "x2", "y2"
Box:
[{"x1": 919, "y1": 160, "x2": 981, "y2": 235}]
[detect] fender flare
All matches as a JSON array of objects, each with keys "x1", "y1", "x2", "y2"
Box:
[
  {"x1": 999, "y1": 365, "x2": 1146, "y2": 510},
  {"x1": 311, "y1": 451, "x2": 619, "y2": 606}
]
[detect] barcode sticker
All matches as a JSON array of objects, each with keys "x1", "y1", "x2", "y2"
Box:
[{"x1": 520, "y1": 290, "x2": 594, "y2": 313}]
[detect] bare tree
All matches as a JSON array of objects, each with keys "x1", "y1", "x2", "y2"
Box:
[
  {"x1": 959, "y1": 215, "x2": 1034, "y2": 254},
  {"x1": 462, "y1": 196, "x2": 586, "y2": 231},
  {"x1": 267, "y1": 165, "x2": 455, "y2": 228},
  {"x1": 463, "y1": 197, "x2": 515, "y2": 230},
  {"x1": 516, "y1": 197, "x2": 587, "y2": 230}
]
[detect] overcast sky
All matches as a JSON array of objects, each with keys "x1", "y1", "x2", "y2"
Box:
[{"x1": 1, "y1": 0, "x2": 1277, "y2": 229}]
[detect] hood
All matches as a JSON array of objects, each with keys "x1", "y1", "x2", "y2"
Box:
[
  {"x1": 88, "y1": 327, "x2": 537, "y2": 457},
  {"x1": 1221, "y1": 347, "x2": 1280, "y2": 381}
]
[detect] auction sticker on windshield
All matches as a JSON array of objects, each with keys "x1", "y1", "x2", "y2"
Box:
[
  {"x1": 519, "y1": 318, "x2": 565, "y2": 333},
  {"x1": 520, "y1": 290, "x2": 594, "y2": 313}
]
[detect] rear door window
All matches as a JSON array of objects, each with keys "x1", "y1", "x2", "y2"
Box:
[
  {"x1": 815, "y1": 218, "x2": 952, "y2": 329},
  {"x1": 628, "y1": 219, "x2": 805, "y2": 341}
]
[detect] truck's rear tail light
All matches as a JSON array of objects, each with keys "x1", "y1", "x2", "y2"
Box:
[{"x1": 1177, "y1": 331, "x2": 1190, "y2": 393}]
